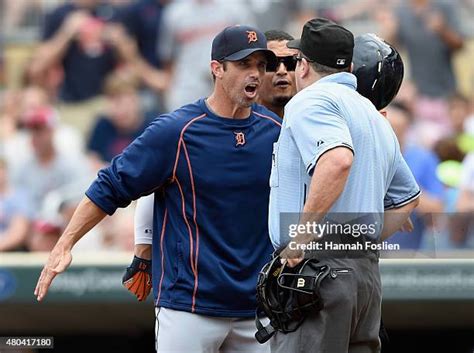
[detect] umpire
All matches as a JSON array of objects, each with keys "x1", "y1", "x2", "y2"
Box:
[{"x1": 268, "y1": 18, "x2": 420, "y2": 353}]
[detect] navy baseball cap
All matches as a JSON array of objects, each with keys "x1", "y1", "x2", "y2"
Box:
[
  {"x1": 288, "y1": 18, "x2": 354, "y2": 69},
  {"x1": 211, "y1": 25, "x2": 276, "y2": 67}
]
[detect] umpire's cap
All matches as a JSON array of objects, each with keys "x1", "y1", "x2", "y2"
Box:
[
  {"x1": 212, "y1": 25, "x2": 276, "y2": 67},
  {"x1": 353, "y1": 33, "x2": 404, "y2": 110},
  {"x1": 287, "y1": 18, "x2": 354, "y2": 69}
]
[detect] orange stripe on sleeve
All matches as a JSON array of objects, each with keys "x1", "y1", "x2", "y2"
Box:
[
  {"x1": 156, "y1": 208, "x2": 168, "y2": 303},
  {"x1": 182, "y1": 140, "x2": 200, "y2": 313},
  {"x1": 254, "y1": 112, "x2": 282, "y2": 127},
  {"x1": 171, "y1": 113, "x2": 205, "y2": 312},
  {"x1": 172, "y1": 114, "x2": 206, "y2": 179},
  {"x1": 175, "y1": 176, "x2": 197, "y2": 273}
]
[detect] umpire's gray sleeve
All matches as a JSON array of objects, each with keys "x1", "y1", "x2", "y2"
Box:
[
  {"x1": 384, "y1": 154, "x2": 421, "y2": 209},
  {"x1": 288, "y1": 94, "x2": 354, "y2": 175}
]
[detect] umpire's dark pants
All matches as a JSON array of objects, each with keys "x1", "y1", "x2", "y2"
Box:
[{"x1": 270, "y1": 253, "x2": 382, "y2": 353}]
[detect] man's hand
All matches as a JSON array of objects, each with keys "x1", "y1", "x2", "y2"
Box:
[
  {"x1": 426, "y1": 11, "x2": 445, "y2": 34},
  {"x1": 34, "y1": 244, "x2": 73, "y2": 301},
  {"x1": 122, "y1": 255, "x2": 152, "y2": 301},
  {"x1": 279, "y1": 233, "x2": 316, "y2": 268},
  {"x1": 284, "y1": 257, "x2": 305, "y2": 268},
  {"x1": 62, "y1": 11, "x2": 90, "y2": 38},
  {"x1": 33, "y1": 197, "x2": 107, "y2": 302},
  {"x1": 34, "y1": 197, "x2": 107, "y2": 302},
  {"x1": 103, "y1": 23, "x2": 138, "y2": 61},
  {"x1": 280, "y1": 244, "x2": 304, "y2": 268}
]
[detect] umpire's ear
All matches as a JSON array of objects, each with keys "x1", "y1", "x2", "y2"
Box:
[
  {"x1": 299, "y1": 57, "x2": 311, "y2": 80},
  {"x1": 211, "y1": 60, "x2": 225, "y2": 80}
]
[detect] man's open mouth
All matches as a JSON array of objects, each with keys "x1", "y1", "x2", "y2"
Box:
[
  {"x1": 274, "y1": 79, "x2": 290, "y2": 88},
  {"x1": 244, "y1": 83, "x2": 259, "y2": 98}
]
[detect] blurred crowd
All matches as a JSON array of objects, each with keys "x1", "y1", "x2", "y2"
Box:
[{"x1": 0, "y1": 0, "x2": 473, "y2": 254}]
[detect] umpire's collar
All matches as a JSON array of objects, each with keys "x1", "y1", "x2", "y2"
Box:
[{"x1": 316, "y1": 72, "x2": 357, "y2": 90}]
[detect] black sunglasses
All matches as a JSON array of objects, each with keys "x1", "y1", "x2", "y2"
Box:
[{"x1": 266, "y1": 56, "x2": 297, "y2": 72}]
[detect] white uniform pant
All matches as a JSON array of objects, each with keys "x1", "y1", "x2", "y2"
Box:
[{"x1": 155, "y1": 307, "x2": 270, "y2": 353}]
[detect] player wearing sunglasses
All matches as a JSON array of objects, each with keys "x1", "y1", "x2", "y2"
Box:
[{"x1": 259, "y1": 30, "x2": 298, "y2": 119}]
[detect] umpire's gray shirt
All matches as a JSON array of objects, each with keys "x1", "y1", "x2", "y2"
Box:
[{"x1": 268, "y1": 73, "x2": 420, "y2": 248}]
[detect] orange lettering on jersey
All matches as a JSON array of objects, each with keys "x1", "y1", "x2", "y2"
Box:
[
  {"x1": 246, "y1": 31, "x2": 258, "y2": 43},
  {"x1": 234, "y1": 131, "x2": 246, "y2": 147}
]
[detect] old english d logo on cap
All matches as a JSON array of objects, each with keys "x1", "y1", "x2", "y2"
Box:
[
  {"x1": 211, "y1": 25, "x2": 276, "y2": 67},
  {"x1": 246, "y1": 30, "x2": 258, "y2": 43}
]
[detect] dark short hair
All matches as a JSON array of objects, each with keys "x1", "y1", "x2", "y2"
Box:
[{"x1": 264, "y1": 30, "x2": 294, "y2": 42}]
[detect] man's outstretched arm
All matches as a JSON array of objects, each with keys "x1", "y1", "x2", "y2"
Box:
[
  {"x1": 34, "y1": 196, "x2": 107, "y2": 301},
  {"x1": 35, "y1": 114, "x2": 184, "y2": 301}
]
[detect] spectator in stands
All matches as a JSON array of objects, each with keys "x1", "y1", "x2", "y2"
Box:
[
  {"x1": 2, "y1": 86, "x2": 84, "y2": 177},
  {"x1": 115, "y1": 0, "x2": 171, "y2": 113},
  {"x1": 425, "y1": 127, "x2": 470, "y2": 251},
  {"x1": 1, "y1": 0, "x2": 45, "y2": 37},
  {"x1": 386, "y1": 103, "x2": 444, "y2": 249},
  {"x1": 455, "y1": 152, "x2": 474, "y2": 247},
  {"x1": 0, "y1": 25, "x2": 4, "y2": 87},
  {"x1": 1, "y1": 89, "x2": 37, "y2": 173},
  {"x1": 450, "y1": 92, "x2": 471, "y2": 135},
  {"x1": 434, "y1": 136, "x2": 465, "y2": 163},
  {"x1": 392, "y1": 0, "x2": 463, "y2": 97},
  {"x1": 0, "y1": 90, "x2": 22, "y2": 144},
  {"x1": 86, "y1": 70, "x2": 154, "y2": 169},
  {"x1": 26, "y1": 180, "x2": 105, "y2": 252},
  {"x1": 21, "y1": 87, "x2": 84, "y2": 155},
  {"x1": 459, "y1": 155, "x2": 474, "y2": 202},
  {"x1": 244, "y1": 0, "x2": 301, "y2": 33},
  {"x1": 118, "y1": 0, "x2": 167, "y2": 70},
  {"x1": 461, "y1": 97, "x2": 474, "y2": 153},
  {"x1": 428, "y1": 93, "x2": 471, "y2": 250},
  {"x1": 27, "y1": 0, "x2": 153, "y2": 136},
  {"x1": 26, "y1": 0, "x2": 118, "y2": 136},
  {"x1": 158, "y1": 0, "x2": 254, "y2": 110},
  {"x1": 383, "y1": 0, "x2": 464, "y2": 142},
  {"x1": 12, "y1": 105, "x2": 91, "y2": 212},
  {"x1": 297, "y1": 0, "x2": 379, "y2": 24},
  {"x1": 392, "y1": 80, "x2": 418, "y2": 119},
  {"x1": 29, "y1": 0, "x2": 123, "y2": 103},
  {"x1": 429, "y1": 151, "x2": 473, "y2": 251},
  {"x1": 0, "y1": 157, "x2": 33, "y2": 251}
]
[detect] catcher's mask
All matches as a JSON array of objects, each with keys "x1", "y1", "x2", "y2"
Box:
[{"x1": 255, "y1": 255, "x2": 331, "y2": 344}]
